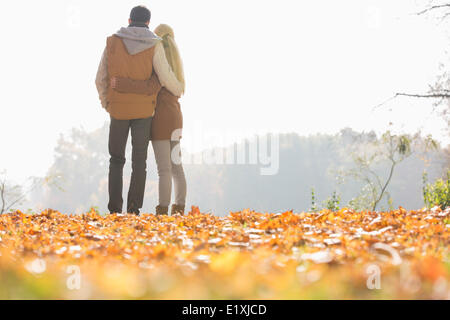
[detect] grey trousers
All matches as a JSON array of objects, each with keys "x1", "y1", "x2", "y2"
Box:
[
  {"x1": 152, "y1": 140, "x2": 187, "y2": 207},
  {"x1": 108, "y1": 116, "x2": 152, "y2": 214}
]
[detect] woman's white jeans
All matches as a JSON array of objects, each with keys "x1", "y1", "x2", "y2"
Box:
[{"x1": 151, "y1": 140, "x2": 187, "y2": 207}]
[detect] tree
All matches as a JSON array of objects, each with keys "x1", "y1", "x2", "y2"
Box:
[
  {"x1": 374, "y1": 2, "x2": 450, "y2": 138},
  {"x1": 400, "y1": 2, "x2": 450, "y2": 129},
  {"x1": 27, "y1": 125, "x2": 446, "y2": 215},
  {"x1": 0, "y1": 171, "x2": 50, "y2": 214},
  {"x1": 30, "y1": 124, "x2": 112, "y2": 214},
  {"x1": 338, "y1": 131, "x2": 438, "y2": 211}
]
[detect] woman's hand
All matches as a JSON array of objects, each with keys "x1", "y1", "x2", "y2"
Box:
[
  {"x1": 110, "y1": 77, "x2": 133, "y2": 93},
  {"x1": 110, "y1": 77, "x2": 119, "y2": 90},
  {"x1": 110, "y1": 75, "x2": 161, "y2": 95}
]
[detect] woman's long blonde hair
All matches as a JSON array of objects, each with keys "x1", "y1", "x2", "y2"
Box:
[{"x1": 154, "y1": 24, "x2": 185, "y2": 94}]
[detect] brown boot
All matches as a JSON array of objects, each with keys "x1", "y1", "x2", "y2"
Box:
[
  {"x1": 171, "y1": 204, "x2": 185, "y2": 215},
  {"x1": 155, "y1": 205, "x2": 168, "y2": 216}
]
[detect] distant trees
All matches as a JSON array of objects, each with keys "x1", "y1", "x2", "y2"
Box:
[
  {"x1": 27, "y1": 125, "x2": 447, "y2": 215},
  {"x1": 30, "y1": 124, "x2": 111, "y2": 214}
]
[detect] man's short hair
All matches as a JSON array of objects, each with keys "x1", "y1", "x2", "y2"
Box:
[{"x1": 130, "y1": 6, "x2": 151, "y2": 23}]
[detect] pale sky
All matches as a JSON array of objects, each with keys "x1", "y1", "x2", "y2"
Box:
[{"x1": 0, "y1": 0, "x2": 449, "y2": 183}]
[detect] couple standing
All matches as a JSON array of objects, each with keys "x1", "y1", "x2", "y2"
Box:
[{"x1": 95, "y1": 5, "x2": 186, "y2": 216}]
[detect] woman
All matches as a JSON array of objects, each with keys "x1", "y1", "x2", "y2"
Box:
[{"x1": 111, "y1": 24, "x2": 186, "y2": 216}]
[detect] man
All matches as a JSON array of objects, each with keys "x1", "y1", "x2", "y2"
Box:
[{"x1": 95, "y1": 5, "x2": 162, "y2": 215}]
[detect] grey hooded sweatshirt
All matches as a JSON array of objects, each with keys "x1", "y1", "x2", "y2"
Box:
[{"x1": 115, "y1": 26, "x2": 161, "y2": 55}]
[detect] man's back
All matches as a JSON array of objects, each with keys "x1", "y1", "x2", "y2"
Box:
[
  {"x1": 95, "y1": 25, "x2": 160, "y2": 120},
  {"x1": 106, "y1": 34, "x2": 157, "y2": 120}
]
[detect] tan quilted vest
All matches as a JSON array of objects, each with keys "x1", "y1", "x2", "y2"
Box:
[{"x1": 106, "y1": 35, "x2": 157, "y2": 120}]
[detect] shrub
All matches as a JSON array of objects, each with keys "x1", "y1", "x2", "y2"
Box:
[{"x1": 423, "y1": 170, "x2": 450, "y2": 209}]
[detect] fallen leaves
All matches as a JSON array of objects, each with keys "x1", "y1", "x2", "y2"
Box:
[{"x1": 0, "y1": 206, "x2": 448, "y2": 299}]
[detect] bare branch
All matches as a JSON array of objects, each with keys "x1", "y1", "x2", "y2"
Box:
[
  {"x1": 373, "y1": 158, "x2": 397, "y2": 211},
  {"x1": 440, "y1": 11, "x2": 450, "y2": 21},
  {"x1": 372, "y1": 95, "x2": 397, "y2": 111},
  {"x1": 373, "y1": 91, "x2": 450, "y2": 111},
  {"x1": 394, "y1": 92, "x2": 450, "y2": 99},
  {"x1": 4, "y1": 193, "x2": 28, "y2": 213},
  {"x1": 0, "y1": 176, "x2": 43, "y2": 214},
  {"x1": 417, "y1": 4, "x2": 450, "y2": 15}
]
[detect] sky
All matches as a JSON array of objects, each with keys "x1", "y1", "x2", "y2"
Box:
[{"x1": 0, "y1": 0, "x2": 449, "y2": 183}]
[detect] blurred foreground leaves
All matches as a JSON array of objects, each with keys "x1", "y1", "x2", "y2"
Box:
[{"x1": 0, "y1": 206, "x2": 448, "y2": 299}]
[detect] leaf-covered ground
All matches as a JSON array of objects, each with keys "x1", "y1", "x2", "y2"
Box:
[{"x1": 0, "y1": 206, "x2": 449, "y2": 299}]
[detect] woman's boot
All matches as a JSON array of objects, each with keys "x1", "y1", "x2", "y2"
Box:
[
  {"x1": 155, "y1": 205, "x2": 169, "y2": 216},
  {"x1": 171, "y1": 204, "x2": 185, "y2": 215}
]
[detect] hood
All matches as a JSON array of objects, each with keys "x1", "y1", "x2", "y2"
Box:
[{"x1": 114, "y1": 27, "x2": 161, "y2": 55}]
